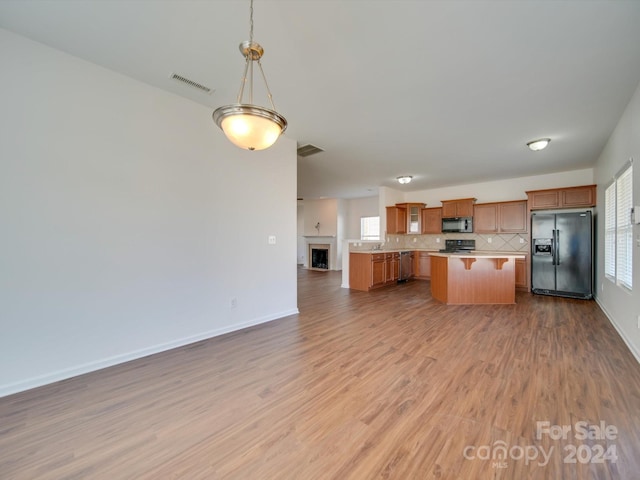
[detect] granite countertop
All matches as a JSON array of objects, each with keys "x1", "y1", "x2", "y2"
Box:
[
  {"x1": 351, "y1": 249, "x2": 527, "y2": 255},
  {"x1": 429, "y1": 251, "x2": 526, "y2": 258},
  {"x1": 350, "y1": 248, "x2": 439, "y2": 254}
]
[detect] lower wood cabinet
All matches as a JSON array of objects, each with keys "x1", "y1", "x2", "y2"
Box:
[
  {"x1": 386, "y1": 253, "x2": 399, "y2": 283},
  {"x1": 351, "y1": 251, "x2": 525, "y2": 291},
  {"x1": 371, "y1": 255, "x2": 386, "y2": 288},
  {"x1": 413, "y1": 251, "x2": 432, "y2": 279},
  {"x1": 515, "y1": 257, "x2": 527, "y2": 291},
  {"x1": 349, "y1": 252, "x2": 400, "y2": 291}
]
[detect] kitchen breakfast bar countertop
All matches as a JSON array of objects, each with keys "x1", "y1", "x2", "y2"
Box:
[{"x1": 429, "y1": 252, "x2": 525, "y2": 305}]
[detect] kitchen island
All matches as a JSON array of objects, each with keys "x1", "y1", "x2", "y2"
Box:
[{"x1": 430, "y1": 252, "x2": 526, "y2": 304}]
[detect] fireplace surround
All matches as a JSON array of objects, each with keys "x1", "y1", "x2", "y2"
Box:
[{"x1": 309, "y1": 244, "x2": 330, "y2": 271}]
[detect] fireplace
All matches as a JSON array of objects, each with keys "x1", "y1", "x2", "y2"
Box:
[{"x1": 309, "y1": 244, "x2": 330, "y2": 271}]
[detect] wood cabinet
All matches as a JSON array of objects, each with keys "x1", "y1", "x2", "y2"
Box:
[
  {"x1": 385, "y1": 252, "x2": 399, "y2": 283},
  {"x1": 515, "y1": 257, "x2": 527, "y2": 291},
  {"x1": 393, "y1": 203, "x2": 426, "y2": 234},
  {"x1": 474, "y1": 200, "x2": 527, "y2": 233},
  {"x1": 441, "y1": 198, "x2": 476, "y2": 218},
  {"x1": 386, "y1": 206, "x2": 407, "y2": 234},
  {"x1": 349, "y1": 252, "x2": 401, "y2": 291},
  {"x1": 526, "y1": 185, "x2": 596, "y2": 210},
  {"x1": 371, "y1": 254, "x2": 386, "y2": 288},
  {"x1": 413, "y1": 251, "x2": 432, "y2": 279},
  {"x1": 473, "y1": 204, "x2": 498, "y2": 233},
  {"x1": 421, "y1": 208, "x2": 442, "y2": 234}
]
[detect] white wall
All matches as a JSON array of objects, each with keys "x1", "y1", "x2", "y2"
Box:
[
  {"x1": 0, "y1": 29, "x2": 298, "y2": 397},
  {"x1": 300, "y1": 198, "x2": 342, "y2": 269},
  {"x1": 297, "y1": 203, "x2": 305, "y2": 264},
  {"x1": 404, "y1": 168, "x2": 594, "y2": 205},
  {"x1": 594, "y1": 81, "x2": 640, "y2": 362},
  {"x1": 302, "y1": 199, "x2": 338, "y2": 236},
  {"x1": 345, "y1": 196, "x2": 379, "y2": 240}
]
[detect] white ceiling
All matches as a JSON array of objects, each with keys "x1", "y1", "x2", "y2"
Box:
[{"x1": 2, "y1": 1, "x2": 640, "y2": 200}]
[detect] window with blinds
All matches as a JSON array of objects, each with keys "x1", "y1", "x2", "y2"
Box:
[
  {"x1": 604, "y1": 163, "x2": 633, "y2": 290},
  {"x1": 361, "y1": 216, "x2": 380, "y2": 241},
  {"x1": 604, "y1": 183, "x2": 616, "y2": 278}
]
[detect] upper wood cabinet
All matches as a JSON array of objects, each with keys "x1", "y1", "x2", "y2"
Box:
[
  {"x1": 473, "y1": 204, "x2": 498, "y2": 233},
  {"x1": 388, "y1": 203, "x2": 426, "y2": 234},
  {"x1": 421, "y1": 207, "x2": 442, "y2": 234},
  {"x1": 500, "y1": 201, "x2": 528, "y2": 232},
  {"x1": 526, "y1": 185, "x2": 596, "y2": 210},
  {"x1": 474, "y1": 200, "x2": 528, "y2": 233},
  {"x1": 441, "y1": 198, "x2": 476, "y2": 218},
  {"x1": 395, "y1": 203, "x2": 426, "y2": 234},
  {"x1": 386, "y1": 205, "x2": 407, "y2": 234}
]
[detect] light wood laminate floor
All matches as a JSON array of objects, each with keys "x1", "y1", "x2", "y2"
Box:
[{"x1": 1, "y1": 268, "x2": 640, "y2": 479}]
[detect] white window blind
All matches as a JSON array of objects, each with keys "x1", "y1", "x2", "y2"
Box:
[
  {"x1": 616, "y1": 167, "x2": 633, "y2": 289},
  {"x1": 361, "y1": 216, "x2": 380, "y2": 241},
  {"x1": 604, "y1": 183, "x2": 616, "y2": 278},
  {"x1": 605, "y1": 163, "x2": 633, "y2": 290}
]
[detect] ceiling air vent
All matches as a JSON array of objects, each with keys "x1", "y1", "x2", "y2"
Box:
[
  {"x1": 297, "y1": 144, "x2": 324, "y2": 157},
  {"x1": 169, "y1": 73, "x2": 213, "y2": 94}
]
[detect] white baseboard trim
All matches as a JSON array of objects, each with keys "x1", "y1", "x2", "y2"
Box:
[
  {"x1": 0, "y1": 308, "x2": 299, "y2": 399},
  {"x1": 596, "y1": 299, "x2": 640, "y2": 364}
]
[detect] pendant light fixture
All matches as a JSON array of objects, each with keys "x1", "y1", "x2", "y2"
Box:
[{"x1": 213, "y1": 0, "x2": 287, "y2": 151}]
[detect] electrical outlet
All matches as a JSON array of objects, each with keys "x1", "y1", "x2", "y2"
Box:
[
  {"x1": 436, "y1": 238, "x2": 440, "y2": 243},
  {"x1": 268, "y1": 235, "x2": 276, "y2": 245},
  {"x1": 519, "y1": 238, "x2": 525, "y2": 244},
  {"x1": 230, "y1": 298, "x2": 237, "y2": 309},
  {"x1": 488, "y1": 238, "x2": 492, "y2": 244},
  {"x1": 413, "y1": 237, "x2": 417, "y2": 242}
]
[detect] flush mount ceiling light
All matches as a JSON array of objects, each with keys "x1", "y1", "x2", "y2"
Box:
[
  {"x1": 397, "y1": 176, "x2": 413, "y2": 184},
  {"x1": 527, "y1": 138, "x2": 551, "y2": 151},
  {"x1": 212, "y1": 0, "x2": 287, "y2": 151}
]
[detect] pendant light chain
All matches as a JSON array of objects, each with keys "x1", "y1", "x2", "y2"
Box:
[
  {"x1": 257, "y1": 60, "x2": 277, "y2": 111},
  {"x1": 250, "y1": 0, "x2": 277, "y2": 111},
  {"x1": 212, "y1": 0, "x2": 287, "y2": 151},
  {"x1": 249, "y1": 0, "x2": 254, "y2": 44}
]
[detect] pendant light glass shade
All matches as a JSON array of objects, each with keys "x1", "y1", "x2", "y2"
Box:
[
  {"x1": 214, "y1": 104, "x2": 287, "y2": 151},
  {"x1": 213, "y1": 1, "x2": 287, "y2": 151}
]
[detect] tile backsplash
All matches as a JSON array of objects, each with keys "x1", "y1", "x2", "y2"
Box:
[{"x1": 351, "y1": 233, "x2": 529, "y2": 252}]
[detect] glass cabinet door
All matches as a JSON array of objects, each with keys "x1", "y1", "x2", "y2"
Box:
[{"x1": 409, "y1": 205, "x2": 420, "y2": 233}]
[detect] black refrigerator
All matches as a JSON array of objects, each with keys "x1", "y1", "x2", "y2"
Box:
[{"x1": 531, "y1": 211, "x2": 593, "y2": 299}]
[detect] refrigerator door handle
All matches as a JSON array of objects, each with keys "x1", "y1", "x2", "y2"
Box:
[
  {"x1": 555, "y1": 230, "x2": 560, "y2": 265},
  {"x1": 551, "y1": 230, "x2": 557, "y2": 266}
]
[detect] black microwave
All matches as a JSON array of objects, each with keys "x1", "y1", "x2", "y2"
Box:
[{"x1": 442, "y1": 216, "x2": 473, "y2": 233}]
